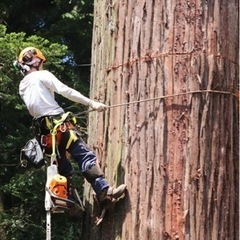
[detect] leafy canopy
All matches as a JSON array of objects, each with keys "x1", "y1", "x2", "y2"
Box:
[
  {"x1": 0, "y1": 1, "x2": 93, "y2": 238},
  {"x1": 0, "y1": 24, "x2": 85, "y2": 239}
]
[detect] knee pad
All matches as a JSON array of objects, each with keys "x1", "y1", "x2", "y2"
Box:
[{"x1": 83, "y1": 164, "x2": 104, "y2": 183}]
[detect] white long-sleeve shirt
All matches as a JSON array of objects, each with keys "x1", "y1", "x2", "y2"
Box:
[{"x1": 19, "y1": 70, "x2": 90, "y2": 118}]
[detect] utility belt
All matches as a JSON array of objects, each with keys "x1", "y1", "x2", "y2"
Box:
[{"x1": 33, "y1": 112, "x2": 78, "y2": 152}]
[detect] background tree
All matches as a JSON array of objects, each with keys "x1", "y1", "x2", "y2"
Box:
[
  {"x1": 0, "y1": 24, "x2": 86, "y2": 239},
  {"x1": 84, "y1": 0, "x2": 239, "y2": 239},
  {"x1": 1, "y1": 0, "x2": 94, "y2": 93},
  {"x1": 0, "y1": 0, "x2": 94, "y2": 237}
]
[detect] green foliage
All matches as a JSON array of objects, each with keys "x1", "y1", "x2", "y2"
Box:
[
  {"x1": 0, "y1": 1, "x2": 93, "y2": 238},
  {"x1": 1, "y1": 164, "x2": 84, "y2": 239},
  {"x1": 0, "y1": 23, "x2": 70, "y2": 163},
  {"x1": 1, "y1": 0, "x2": 93, "y2": 68},
  {"x1": 0, "y1": 24, "x2": 74, "y2": 238},
  {"x1": 0, "y1": 17, "x2": 90, "y2": 240},
  {"x1": 1, "y1": 169, "x2": 46, "y2": 239}
]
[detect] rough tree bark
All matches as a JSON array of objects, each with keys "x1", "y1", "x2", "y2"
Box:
[{"x1": 82, "y1": 0, "x2": 239, "y2": 239}]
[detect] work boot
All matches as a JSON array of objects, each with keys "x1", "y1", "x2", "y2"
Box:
[
  {"x1": 107, "y1": 184, "x2": 127, "y2": 199},
  {"x1": 97, "y1": 184, "x2": 127, "y2": 207}
]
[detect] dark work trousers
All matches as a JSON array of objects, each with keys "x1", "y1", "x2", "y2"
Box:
[{"x1": 52, "y1": 129, "x2": 109, "y2": 196}]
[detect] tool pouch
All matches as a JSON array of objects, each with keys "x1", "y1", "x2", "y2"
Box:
[{"x1": 20, "y1": 138, "x2": 45, "y2": 168}]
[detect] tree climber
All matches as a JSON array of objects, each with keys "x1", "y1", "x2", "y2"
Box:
[{"x1": 14, "y1": 47, "x2": 126, "y2": 216}]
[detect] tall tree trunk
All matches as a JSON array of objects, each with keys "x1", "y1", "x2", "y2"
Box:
[{"x1": 83, "y1": 0, "x2": 239, "y2": 239}]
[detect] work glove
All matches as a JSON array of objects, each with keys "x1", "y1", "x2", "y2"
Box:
[{"x1": 89, "y1": 100, "x2": 108, "y2": 112}]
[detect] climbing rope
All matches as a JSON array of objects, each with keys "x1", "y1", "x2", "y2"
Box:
[
  {"x1": 73, "y1": 89, "x2": 237, "y2": 116},
  {"x1": 107, "y1": 89, "x2": 236, "y2": 109}
]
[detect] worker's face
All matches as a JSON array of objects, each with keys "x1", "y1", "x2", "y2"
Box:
[
  {"x1": 32, "y1": 58, "x2": 43, "y2": 70},
  {"x1": 28, "y1": 59, "x2": 43, "y2": 74}
]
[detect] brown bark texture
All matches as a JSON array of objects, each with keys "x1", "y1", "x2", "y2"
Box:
[{"x1": 83, "y1": 0, "x2": 239, "y2": 240}]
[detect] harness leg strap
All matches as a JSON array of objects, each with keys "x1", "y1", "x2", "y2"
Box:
[{"x1": 66, "y1": 130, "x2": 78, "y2": 149}]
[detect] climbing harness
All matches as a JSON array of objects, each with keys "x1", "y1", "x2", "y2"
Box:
[
  {"x1": 39, "y1": 112, "x2": 78, "y2": 152},
  {"x1": 42, "y1": 112, "x2": 84, "y2": 240}
]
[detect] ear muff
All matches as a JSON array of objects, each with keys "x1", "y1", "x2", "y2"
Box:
[
  {"x1": 22, "y1": 65, "x2": 30, "y2": 72},
  {"x1": 13, "y1": 61, "x2": 30, "y2": 75},
  {"x1": 13, "y1": 60, "x2": 21, "y2": 71}
]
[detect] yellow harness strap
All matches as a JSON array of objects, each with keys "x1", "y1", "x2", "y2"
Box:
[
  {"x1": 66, "y1": 130, "x2": 78, "y2": 149},
  {"x1": 50, "y1": 112, "x2": 78, "y2": 158}
]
